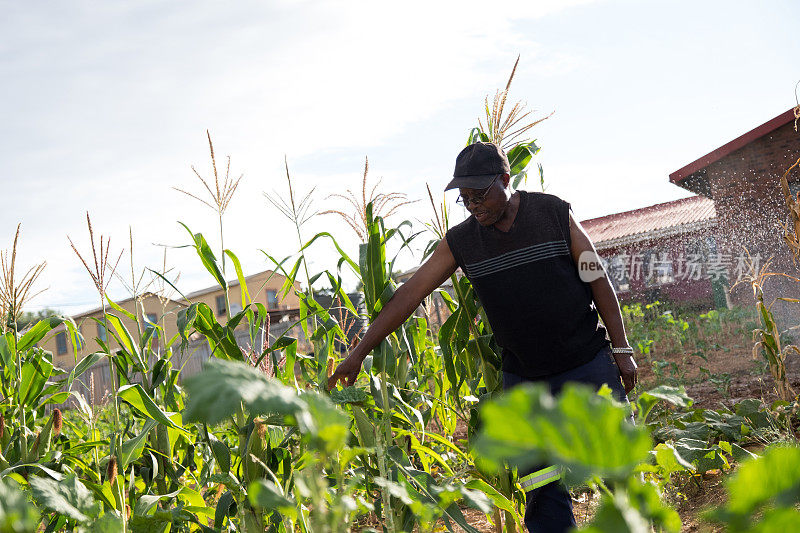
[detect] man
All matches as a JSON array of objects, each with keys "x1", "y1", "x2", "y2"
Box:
[{"x1": 329, "y1": 142, "x2": 637, "y2": 532}]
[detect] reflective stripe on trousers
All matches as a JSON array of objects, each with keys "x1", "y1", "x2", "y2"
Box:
[{"x1": 519, "y1": 465, "x2": 562, "y2": 492}]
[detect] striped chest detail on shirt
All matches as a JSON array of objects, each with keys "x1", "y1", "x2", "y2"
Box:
[{"x1": 464, "y1": 240, "x2": 570, "y2": 278}]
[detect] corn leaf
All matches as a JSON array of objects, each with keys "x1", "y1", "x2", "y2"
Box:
[
  {"x1": 119, "y1": 419, "x2": 157, "y2": 470},
  {"x1": 29, "y1": 474, "x2": 99, "y2": 523},
  {"x1": 224, "y1": 249, "x2": 250, "y2": 307},
  {"x1": 18, "y1": 316, "x2": 65, "y2": 352},
  {"x1": 117, "y1": 384, "x2": 186, "y2": 433},
  {"x1": 179, "y1": 222, "x2": 227, "y2": 291}
]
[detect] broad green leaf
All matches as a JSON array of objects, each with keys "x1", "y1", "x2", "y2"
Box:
[
  {"x1": 359, "y1": 204, "x2": 387, "y2": 318},
  {"x1": 62, "y1": 441, "x2": 107, "y2": 457},
  {"x1": 104, "y1": 297, "x2": 137, "y2": 322},
  {"x1": 749, "y1": 507, "x2": 800, "y2": 532},
  {"x1": 67, "y1": 352, "x2": 105, "y2": 390},
  {"x1": 128, "y1": 514, "x2": 171, "y2": 531},
  {"x1": 191, "y1": 304, "x2": 244, "y2": 361},
  {"x1": 248, "y1": 480, "x2": 297, "y2": 519},
  {"x1": 20, "y1": 354, "x2": 52, "y2": 405},
  {"x1": 82, "y1": 481, "x2": 116, "y2": 513},
  {"x1": 183, "y1": 359, "x2": 306, "y2": 426},
  {"x1": 214, "y1": 491, "x2": 236, "y2": 530},
  {"x1": 134, "y1": 488, "x2": 211, "y2": 520},
  {"x1": 672, "y1": 438, "x2": 729, "y2": 472},
  {"x1": 466, "y1": 128, "x2": 490, "y2": 145},
  {"x1": 463, "y1": 479, "x2": 520, "y2": 529},
  {"x1": 179, "y1": 222, "x2": 227, "y2": 291},
  {"x1": 18, "y1": 316, "x2": 65, "y2": 352},
  {"x1": 474, "y1": 383, "x2": 651, "y2": 484},
  {"x1": 38, "y1": 391, "x2": 74, "y2": 408},
  {"x1": 29, "y1": 474, "x2": 99, "y2": 523},
  {"x1": 177, "y1": 487, "x2": 207, "y2": 511},
  {"x1": 117, "y1": 384, "x2": 186, "y2": 433},
  {"x1": 653, "y1": 421, "x2": 712, "y2": 442},
  {"x1": 63, "y1": 318, "x2": 84, "y2": 359},
  {"x1": 730, "y1": 442, "x2": 758, "y2": 462},
  {"x1": 725, "y1": 445, "x2": 800, "y2": 515},
  {"x1": 104, "y1": 314, "x2": 145, "y2": 370},
  {"x1": 184, "y1": 359, "x2": 348, "y2": 452},
  {"x1": 652, "y1": 442, "x2": 695, "y2": 477},
  {"x1": 639, "y1": 385, "x2": 693, "y2": 408},
  {"x1": 134, "y1": 488, "x2": 180, "y2": 516},
  {"x1": 324, "y1": 271, "x2": 358, "y2": 314},
  {"x1": 88, "y1": 512, "x2": 125, "y2": 532},
  {"x1": 507, "y1": 141, "x2": 539, "y2": 177},
  {"x1": 636, "y1": 385, "x2": 693, "y2": 422},
  {"x1": 351, "y1": 406, "x2": 376, "y2": 448},
  {"x1": 0, "y1": 333, "x2": 12, "y2": 370},
  {"x1": 406, "y1": 434, "x2": 455, "y2": 476},
  {"x1": 119, "y1": 420, "x2": 157, "y2": 469},
  {"x1": 177, "y1": 303, "x2": 198, "y2": 342},
  {"x1": 224, "y1": 249, "x2": 251, "y2": 307},
  {"x1": 268, "y1": 336, "x2": 297, "y2": 352},
  {"x1": 0, "y1": 463, "x2": 63, "y2": 482},
  {"x1": 0, "y1": 478, "x2": 40, "y2": 533},
  {"x1": 734, "y1": 398, "x2": 775, "y2": 430},
  {"x1": 300, "y1": 392, "x2": 350, "y2": 453},
  {"x1": 208, "y1": 433, "x2": 231, "y2": 475}
]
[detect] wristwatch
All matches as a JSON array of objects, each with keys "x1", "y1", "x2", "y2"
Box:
[{"x1": 611, "y1": 346, "x2": 634, "y2": 355}]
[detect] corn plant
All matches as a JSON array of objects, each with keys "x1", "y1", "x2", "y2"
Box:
[{"x1": 5, "y1": 98, "x2": 800, "y2": 531}]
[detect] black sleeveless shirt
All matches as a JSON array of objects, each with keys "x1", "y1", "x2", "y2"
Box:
[{"x1": 445, "y1": 191, "x2": 608, "y2": 378}]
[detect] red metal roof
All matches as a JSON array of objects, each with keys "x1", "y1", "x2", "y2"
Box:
[
  {"x1": 670, "y1": 107, "x2": 799, "y2": 184},
  {"x1": 580, "y1": 195, "x2": 716, "y2": 247}
]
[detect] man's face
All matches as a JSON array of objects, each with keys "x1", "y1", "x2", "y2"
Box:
[{"x1": 458, "y1": 175, "x2": 510, "y2": 226}]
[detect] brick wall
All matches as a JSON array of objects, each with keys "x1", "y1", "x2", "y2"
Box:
[
  {"x1": 703, "y1": 120, "x2": 800, "y2": 327},
  {"x1": 598, "y1": 230, "x2": 716, "y2": 310}
]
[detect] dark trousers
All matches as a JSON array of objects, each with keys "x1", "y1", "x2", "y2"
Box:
[{"x1": 502, "y1": 345, "x2": 629, "y2": 533}]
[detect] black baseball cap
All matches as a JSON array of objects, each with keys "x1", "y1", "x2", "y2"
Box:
[{"x1": 445, "y1": 142, "x2": 511, "y2": 191}]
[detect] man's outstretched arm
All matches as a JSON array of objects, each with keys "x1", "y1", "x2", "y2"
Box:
[
  {"x1": 568, "y1": 212, "x2": 638, "y2": 393},
  {"x1": 327, "y1": 238, "x2": 458, "y2": 389}
]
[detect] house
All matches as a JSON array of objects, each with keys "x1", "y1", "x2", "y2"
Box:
[
  {"x1": 669, "y1": 107, "x2": 800, "y2": 322},
  {"x1": 581, "y1": 195, "x2": 724, "y2": 309},
  {"x1": 41, "y1": 292, "x2": 184, "y2": 375},
  {"x1": 578, "y1": 106, "x2": 800, "y2": 315},
  {"x1": 39, "y1": 269, "x2": 303, "y2": 403}
]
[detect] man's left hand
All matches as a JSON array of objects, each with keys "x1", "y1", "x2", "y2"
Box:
[{"x1": 613, "y1": 352, "x2": 638, "y2": 394}]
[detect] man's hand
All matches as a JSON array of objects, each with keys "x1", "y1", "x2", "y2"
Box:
[
  {"x1": 327, "y1": 354, "x2": 364, "y2": 390},
  {"x1": 613, "y1": 352, "x2": 638, "y2": 394}
]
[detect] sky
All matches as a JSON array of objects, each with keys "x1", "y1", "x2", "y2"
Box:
[{"x1": 1, "y1": 0, "x2": 798, "y2": 315}]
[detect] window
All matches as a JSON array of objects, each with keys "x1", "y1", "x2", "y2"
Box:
[
  {"x1": 266, "y1": 289, "x2": 279, "y2": 309},
  {"x1": 145, "y1": 313, "x2": 159, "y2": 349},
  {"x1": 97, "y1": 322, "x2": 107, "y2": 343},
  {"x1": 56, "y1": 331, "x2": 68, "y2": 355},
  {"x1": 216, "y1": 295, "x2": 227, "y2": 316}
]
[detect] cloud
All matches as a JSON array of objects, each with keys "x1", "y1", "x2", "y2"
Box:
[{"x1": 1, "y1": 0, "x2": 597, "y2": 312}]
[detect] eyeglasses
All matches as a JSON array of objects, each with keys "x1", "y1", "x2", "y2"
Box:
[{"x1": 455, "y1": 175, "x2": 499, "y2": 207}]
